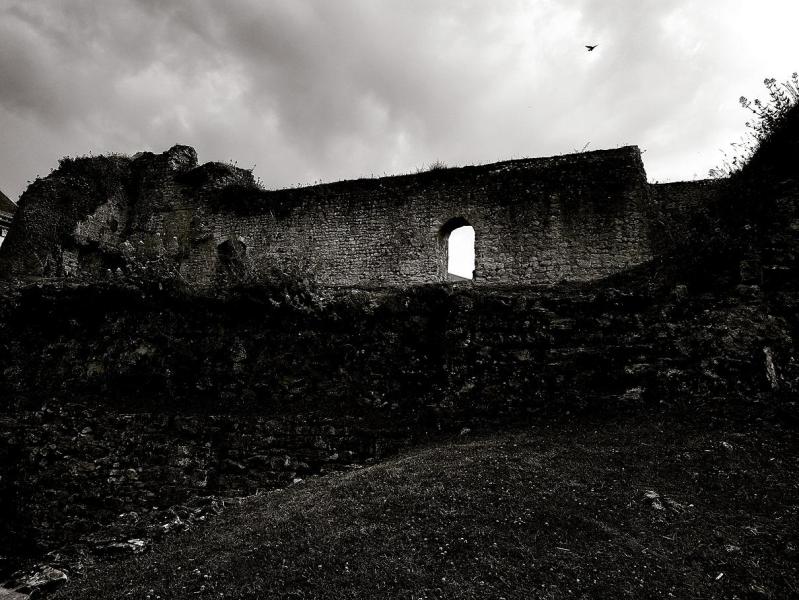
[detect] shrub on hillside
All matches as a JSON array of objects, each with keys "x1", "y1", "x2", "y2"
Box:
[{"x1": 710, "y1": 73, "x2": 799, "y2": 177}]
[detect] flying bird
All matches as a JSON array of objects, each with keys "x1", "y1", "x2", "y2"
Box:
[{"x1": 585, "y1": 44, "x2": 598, "y2": 51}]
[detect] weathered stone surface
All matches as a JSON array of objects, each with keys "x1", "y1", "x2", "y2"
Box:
[
  {"x1": 0, "y1": 146, "x2": 659, "y2": 287},
  {"x1": 8, "y1": 565, "x2": 67, "y2": 597},
  {"x1": 0, "y1": 268, "x2": 795, "y2": 569}
]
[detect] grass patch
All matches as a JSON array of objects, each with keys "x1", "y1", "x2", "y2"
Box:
[{"x1": 56, "y1": 418, "x2": 799, "y2": 599}]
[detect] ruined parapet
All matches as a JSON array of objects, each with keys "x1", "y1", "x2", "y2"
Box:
[
  {"x1": 201, "y1": 145, "x2": 655, "y2": 287},
  {"x1": 0, "y1": 145, "x2": 248, "y2": 281},
  {"x1": 0, "y1": 153, "x2": 132, "y2": 277},
  {"x1": 0, "y1": 144, "x2": 656, "y2": 288}
]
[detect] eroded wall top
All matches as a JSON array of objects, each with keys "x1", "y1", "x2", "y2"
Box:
[{"x1": 0, "y1": 144, "x2": 659, "y2": 288}]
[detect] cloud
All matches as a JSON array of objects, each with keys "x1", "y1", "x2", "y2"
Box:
[{"x1": 1, "y1": 0, "x2": 798, "y2": 199}]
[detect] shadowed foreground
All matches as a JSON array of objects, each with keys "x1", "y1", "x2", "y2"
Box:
[{"x1": 56, "y1": 418, "x2": 799, "y2": 599}]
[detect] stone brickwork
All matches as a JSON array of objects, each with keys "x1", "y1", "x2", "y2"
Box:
[
  {"x1": 648, "y1": 179, "x2": 726, "y2": 259},
  {"x1": 194, "y1": 146, "x2": 654, "y2": 287},
  {"x1": 0, "y1": 145, "x2": 660, "y2": 287},
  {"x1": 0, "y1": 275, "x2": 793, "y2": 558}
]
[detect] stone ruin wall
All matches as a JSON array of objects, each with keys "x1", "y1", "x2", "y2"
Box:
[
  {"x1": 181, "y1": 146, "x2": 654, "y2": 288},
  {"x1": 648, "y1": 179, "x2": 727, "y2": 258},
  {"x1": 0, "y1": 145, "x2": 692, "y2": 288}
]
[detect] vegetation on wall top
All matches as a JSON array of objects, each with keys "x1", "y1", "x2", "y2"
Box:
[{"x1": 711, "y1": 73, "x2": 799, "y2": 178}]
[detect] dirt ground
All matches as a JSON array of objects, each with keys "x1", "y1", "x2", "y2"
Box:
[{"x1": 51, "y1": 416, "x2": 799, "y2": 599}]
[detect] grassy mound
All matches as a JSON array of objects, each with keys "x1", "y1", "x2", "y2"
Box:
[{"x1": 56, "y1": 418, "x2": 799, "y2": 599}]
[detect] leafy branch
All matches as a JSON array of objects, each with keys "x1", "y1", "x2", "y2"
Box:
[{"x1": 710, "y1": 73, "x2": 799, "y2": 178}]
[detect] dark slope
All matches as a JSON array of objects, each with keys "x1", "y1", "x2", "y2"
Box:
[{"x1": 56, "y1": 419, "x2": 799, "y2": 599}]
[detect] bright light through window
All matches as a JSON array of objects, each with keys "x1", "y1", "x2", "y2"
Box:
[{"x1": 448, "y1": 225, "x2": 475, "y2": 279}]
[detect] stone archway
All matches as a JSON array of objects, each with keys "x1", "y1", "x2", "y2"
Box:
[{"x1": 439, "y1": 217, "x2": 475, "y2": 281}]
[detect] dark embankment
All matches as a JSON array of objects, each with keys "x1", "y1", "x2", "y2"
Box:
[
  {"x1": 54, "y1": 420, "x2": 799, "y2": 599},
  {"x1": 0, "y1": 265, "x2": 795, "y2": 573}
]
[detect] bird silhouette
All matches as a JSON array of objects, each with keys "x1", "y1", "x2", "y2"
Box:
[{"x1": 585, "y1": 44, "x2": 598, "y2": 51}]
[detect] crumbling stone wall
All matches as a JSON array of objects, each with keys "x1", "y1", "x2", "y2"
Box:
[
  {"x1": 648, "y1": 180, "x2": 726, "y2": 259},
  {"x1": 194, "y1": 146, "x2": 654, "y2": 287},
  {"x1": 0, "y1": 273, "x2": 793, "y2": 558},
  {"x1": 0, "y1": 145, "x2": 657, "y2": 287},
  {"x1": 0, "y1": 154, "x2": 135, "y2": 276}
]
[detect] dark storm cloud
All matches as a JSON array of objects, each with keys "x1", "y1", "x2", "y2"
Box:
[{"x1": 1, "y1": 0, "x2": 798, "y2": 200}]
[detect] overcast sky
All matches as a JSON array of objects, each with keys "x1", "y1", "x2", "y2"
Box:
[{"x1": 1, "y1": 0, "x2": 798, "y2": 201}]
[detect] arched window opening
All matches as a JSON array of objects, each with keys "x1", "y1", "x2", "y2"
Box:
[
  {"x1": 439, "y1": 217, "x2": 475, "y2": 281},
  {"x1": 448, "y1": 225, "x2": 475, "y2": 280}
]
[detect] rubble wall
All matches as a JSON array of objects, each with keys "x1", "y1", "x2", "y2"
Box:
[
  {"x1": 0, "y1": 276, "x2": 794, "y2": 557},
  {"x1": 0, "y1": 146, "x2": 655, "y2": 287}
]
